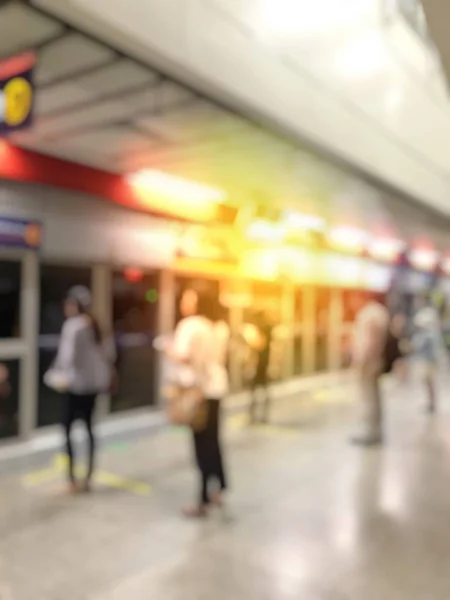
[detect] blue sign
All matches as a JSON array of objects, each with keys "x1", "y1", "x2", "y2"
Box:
[
  {"x1": 0, "y1": 52, "x2": 35, "y2": 135},
  {"x1": 0, "y1": 217, "x2": 42, "y2": 249}
]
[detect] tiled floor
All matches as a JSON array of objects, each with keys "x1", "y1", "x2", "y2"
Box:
[{"x1": 1, "y1": 376, "x2": 450, "y2": 599}]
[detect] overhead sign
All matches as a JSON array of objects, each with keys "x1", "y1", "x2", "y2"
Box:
[
  {"x1": 0, "y1": 217, "x2": 42, "y2": 249},
  {"x1": 0, "y1": 52, "x2": 36, "y2": 135}
]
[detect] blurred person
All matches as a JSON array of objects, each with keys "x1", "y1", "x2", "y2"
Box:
[
  {"x1": 383, "y1": 312, "x2": 408, "y2": 381},
  {"x1": 166, "y1": 287, "x2": 230, "y2": 517},
  {"x1": 351, "y1": 293, "x2": 390, "y2": 446},
  {"x1": 48, "y1": 286, "x2": 112, "y2": 493},
  {"x1": 245, "y1": 309, "x2": 274, "y2": 424},
  {"x1": 413, "y1": 304, "x2": 442, "y2": 413}
]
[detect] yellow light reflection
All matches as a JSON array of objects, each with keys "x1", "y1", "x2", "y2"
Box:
[
  {"x1": 246, "y1": 219, "x2": 285, "y2": 243},
  {"x1": 241, "y1": 248, "x2": 280, "y2": 280},
  {"x1": 283, "y1": 210, "x2": 325, "y2": 232},
  {"x1": 127, "y1": 169, "x2": 226, "y2": 222},
  {"x1": 328, "y1": 226, "x2": 369, "y2": 253}
]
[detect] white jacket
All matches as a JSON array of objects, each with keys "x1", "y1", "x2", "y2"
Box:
[{"x1": 54, "y1": 315, "x2": 111, "y2": 394}]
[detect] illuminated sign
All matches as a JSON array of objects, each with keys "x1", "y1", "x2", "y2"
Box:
[
  {"x1": 0, "y1": 52, "x2": 36, "y2": 135},
  {"x1": 0, "y1": 217, "x2": 41, "y2": 249}
]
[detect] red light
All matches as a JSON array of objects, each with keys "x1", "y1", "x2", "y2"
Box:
[
  {"x1": 124, "y1": 267, "x2": 144, "y2": 282},
  {"x1": 0, "y1": 140, "x2": 10, "y2": 157}
]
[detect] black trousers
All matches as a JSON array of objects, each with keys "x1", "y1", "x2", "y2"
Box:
[
  {"x1": 192, "y1": 398, "x2": 227, "y2": 506},
  {"x1": 63, "y1": 392, "x2": 97, "y2": 483}
]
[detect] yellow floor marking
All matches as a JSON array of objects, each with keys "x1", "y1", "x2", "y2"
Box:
[
  {"x1": 22, "y1": 467, "x2": 61, "y2": 487},
  {"x1": 228, "y1": 414, "x2": 248, "y2": 430},
  {"x1": 313, "y1": 387, "x2": 348, "y2": 402},
  {"x1": 22, "y1": 453, "x2": 151, "y2": 496}
]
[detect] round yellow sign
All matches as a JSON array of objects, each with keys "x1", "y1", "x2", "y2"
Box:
[{"x1": 3, "y1": 76, "x2": 32, "y2": 127}]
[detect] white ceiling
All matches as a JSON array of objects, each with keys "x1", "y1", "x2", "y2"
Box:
[
  {"x1": 0, "y1": 0, "x2": 449, "y2": 242},
  {"x1": 0, "y1": 1, "x2": 364, "y2": 214},
  {"x1": 29, "y1": 0, "x2": 450, "y2": 219}
]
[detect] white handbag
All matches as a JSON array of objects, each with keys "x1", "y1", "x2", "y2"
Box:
[{"x1": 43, "y1": 369, "x2": 70, "y2": 392}]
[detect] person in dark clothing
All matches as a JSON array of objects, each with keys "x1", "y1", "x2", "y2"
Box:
[
  {"x1": 193, "y1": 397, "x2": 227, "y2": 508},
  {"x1": 64, "y1": 392, "x2": 96, "y2": 488},
  {"x1": 49, "y1": 286, "x2": 111, "y2": 493},
  {"x1": 248, "y1": 311, "x2": 273, "y2": 424}
]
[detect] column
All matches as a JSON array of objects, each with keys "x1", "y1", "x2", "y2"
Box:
[
  {"x1": 91, "y1": 265, "x2": 112, "y2": 418},
  {"x1": 19, "y1": 250, "x2": 39, "y2": 440},
  {"x1": 281, "y1": 282, "x2": 295, "y2": 379},
  {"x1": 155, "y1": 269, "x2": 175, "y2": 406},
  {"x1": 302, "y1": 286, "x2": 316, "y2": 374},
  {"x1": 328, "y1": 289, "x2": 343, "y2": 371}
]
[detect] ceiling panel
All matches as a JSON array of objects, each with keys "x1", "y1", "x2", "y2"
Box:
[
  {"x1": 34, "y1": 81, "x2": 97, "y2": 116},
  {"x1": 65, "y1": 125, "x2": 156, "y2": 153},
  {"x1": 36, "y1": 32, "x2": 115, "y2": 85},
  {"x1": 76, "y1": 58, "x2": 157, "y2": 96},
  {"x1": 40, "y1": 100, "x2": 134, "y2": 137},
  {"x1": 0, "y1": 2, "x2": 63, "y2": 58}
]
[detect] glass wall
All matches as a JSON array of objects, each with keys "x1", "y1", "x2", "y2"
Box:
[
  {"x1": 38, "y1": 265, "x2": 92, "y2": 427},
  {"x1": 0, "y1": 260, "x2": 21, "y2": 338},
  {"x1": 0, "y1": 359, "x2": 19, "y2": 439},
  {"x1": 111, "y1": 270, "x2": 159, "y2": 412}
]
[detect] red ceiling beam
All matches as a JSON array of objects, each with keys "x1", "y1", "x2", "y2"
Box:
[{"x1": 0, "y1": 140, "x2": 144, "y2": 211}]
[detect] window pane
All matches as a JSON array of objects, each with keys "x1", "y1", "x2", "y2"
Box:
[
  {"x1": 38, "y1": 265, "x2": 91, "y2": 427},
  {"x1": 0, "y1": 261, "x2": 21, "y2": 338},
  {"x1": 112, "y1": 270, "x2": 159, "y2": 412},
  {"x1": 0, "y1": 359, "x2": 20, "y2": 439}
]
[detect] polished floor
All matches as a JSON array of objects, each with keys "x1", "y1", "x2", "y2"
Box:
[{"x1": 1, "y1": 375, "x2": 450, "y2": 599}]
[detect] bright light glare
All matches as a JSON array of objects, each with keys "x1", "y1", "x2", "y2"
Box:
[
  {"x1": 335, "y1": 33, "x2": 387, "y2": 78},
  {"x1": 385, "y1": 88, "x2": 403, "y2": 112},
  {"x1": 254, "y1": 0, "x2": 369, "y2": 42},
  {"x1": 283, "y1": 210, "x2": 325, "y2": 231},
  {"x1": 409, "y1": 247, "x2": 439, "y2": 272},
  {"x1": 127, "y1": 170, "x2": 226, "y2": 204},
  {"x1": 369, "y1": 237, "x2": 405, "y2": 262},
  {"x1": 246, "y1": 219, "x2": 284, "y2": 243},
  {"x1": 242, "y1": 249, "x2": 279, "y2": 279},
  {"x1": 328, "y1": 226, "x2": 369, "y2": 251}
]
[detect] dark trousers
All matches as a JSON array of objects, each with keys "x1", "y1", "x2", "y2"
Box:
[
  {"x1": 193, "y1": 398, "x2": 227, "y2": 506},
  {"x1": 63, "y1": 392, "x2": 97, "y2": 483}
]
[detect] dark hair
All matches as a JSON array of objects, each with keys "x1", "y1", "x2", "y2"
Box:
[
  {"x1": 74, "y1": 301, "x2": 102, "y2": 344},
  {"x1": 181, "y1": 279, "x2": 224, "y2": 322}
]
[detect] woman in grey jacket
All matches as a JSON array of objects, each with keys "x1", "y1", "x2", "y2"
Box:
[{"x1": 53, "y1": 287, "x2": 111, "y2": 493}]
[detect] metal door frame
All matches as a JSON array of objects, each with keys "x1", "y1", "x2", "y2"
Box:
[{"x1": 0, "y1": 249, "x2": 39, "y2": 441}]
